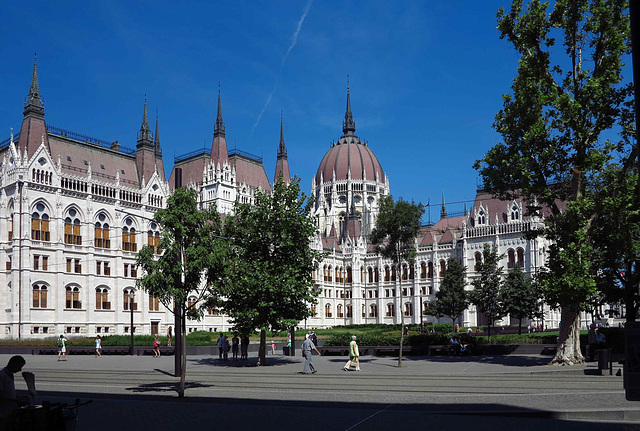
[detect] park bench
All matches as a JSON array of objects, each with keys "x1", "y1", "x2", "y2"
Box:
[
  {"x1": 135, "y1": 346, "x2": 175, "y2": 356},
  {"x1": 426, "y1": 345, "x2": 449, "y2": 356}
]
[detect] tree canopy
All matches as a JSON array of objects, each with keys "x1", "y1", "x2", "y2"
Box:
[
  {"x1": 469, "y1": 244, "x2": 505, "y2": 341},
  {"x1": 428, "y1": 257, "x2": 469, "y2": 327},
  {"x1": 222, "y1": 177, "x2": 322, "y2": 365},
  {"x1": 501, "y1": 266, "x2": 543, "y2": 334}
]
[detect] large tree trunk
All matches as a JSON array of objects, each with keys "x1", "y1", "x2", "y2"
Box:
[
  {"x1": 551, "y1": 306, "x2": 584, "y2": 365},
  {"x1": 258, "y1": 328, "x2": 266, "y2": 366}
]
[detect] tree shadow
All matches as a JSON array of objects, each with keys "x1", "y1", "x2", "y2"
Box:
[
  {"x1": 126, "y1": 381, "x2": 213, "y2": 393},
  {"x1": 190, "y1": 357, "x2": 299, "y2": 367},
  {"x1": 373, "y1": 355, "x2": 556, "y2": 368}
]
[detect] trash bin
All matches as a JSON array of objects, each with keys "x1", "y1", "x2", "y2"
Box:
[
  {"x1": 283, "y1": 346, "x2": 290, "y2": 356},
  {"x1": 597, "y1": 349, "x2": 610, "y2": 373}
]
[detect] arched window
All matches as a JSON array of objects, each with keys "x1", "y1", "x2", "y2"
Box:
[
  {"x1": 517, "y1": 248, "x2": 525, "y2": 268},
  {"x1": 122, "y1": 218, "x2": 137, "y2": 252},
  {"x1": 346, "y1": 304, "x2": 352, "y2": 318},
  {"x1": 374, "y1": 267, "x2": 379, "y2": 282},
  {"x1": 428, "y1": 262, "x2": 434, "y2": 278},
  {"x1": 123, "y1": 288, "x2": 137, "y2": 311},
  {"x1": 384, "y1": 266, "x2": 390, "y2": 282},
  {"x1": 335, "y1": 267, "x2": 340, "y2": 283},
  {"x1": 474, "y1": 252, "x2": 482, "y2": 272},
  {"x1": 370, "y1": 304, "x2": 378, "y2": 318},
  {"x1": 8, "y1": 205, "x2": 14, "y2": 241},
  {"x1": 402, "y1": 265, "x2": 408, "y2": 281},
  {"x1": 310, "y1": 305, "x2": 317, "y2": 317},
  {"x1": 31, "y1": 203, "x2": 50, "y2": 241},
  {"x1": 391, "y1": 266, "x2": 397, "y2": 281},
  {"x1": 95, "y1": 287, "x2": 110, "y2": 310},
  {"x1": 368, "y1": 267, "x2": 373, "y2": 283},
  {"x1": 423, "y1": 301, "x2": 429, "y2": 315},
  {"x1": 64, "y1": 208, "x2": 81, "y2": 245},
  {"x1": 324, "y1": 303, "x2": 332, "y2": 318},
  {"x1": 439, "y1": 260, "x2": 446, "y2": 277},
  {"x1": 94, "y1": 213, "x2": 110, "y2": 248},
  {"x1": 386, "y1": 303, "x2": 395, "y2": 317},
  {"x1": 147, "y1": 222, "x2": 160, "y2": 254},
  {"x1": 346, "y1": 267, "x2": 352, "y2": 283},
  {"x1": 510, "y1": 203, "x2": 519, "y2": 221},
  {"x1": 149, "y1": 293, "x2": 160, "y2": 311},
  {"x1": 420, "y1": 262, "x2": 426, "y2": 279},
  {"x1": 323, "y1": 265, "x2": 328, "y2": 282},
  {"x1": 508, "y1": 249, "x2": 516, "y2": 269},
  {"x1": 404, "y1": 302, "x2": 413, "y2": 316},
  {"x1": 337, "y1": 304, "x2": 344, "y2": 318},
  {"x1": 327, "y1": 266, "x2": 332, "y2": 282},
  {"x1": 65, "y1": 286, "x2": 81, "y2": 309},
  {"x1": 477, "y1": 209, "x2": 486, "y2": 225},
  {"x1": 33, "y1": 284, "x2": 48, "y2": 308}
]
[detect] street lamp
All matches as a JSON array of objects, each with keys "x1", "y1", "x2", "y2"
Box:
[{"x1": 129, "y1": 289, "x2": 135, "y2": 355}]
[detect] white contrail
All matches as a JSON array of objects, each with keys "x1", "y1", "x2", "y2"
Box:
[{"x1": 250, "y1": 0, "x2": 313, "y2": 139}]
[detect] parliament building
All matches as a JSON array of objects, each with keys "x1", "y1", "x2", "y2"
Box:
[{"x1": 0, "y1": 59, "x2": 561, "y2": 339}]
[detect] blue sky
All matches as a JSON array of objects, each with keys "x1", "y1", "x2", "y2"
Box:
[{"x1": 0, "y1": 1, "x2": 588, "y2": 222}]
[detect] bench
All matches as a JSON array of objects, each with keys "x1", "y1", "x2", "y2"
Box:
[
  {"x1": 426, "y1": 345, "x2": 449, "y2": 356},
  {"x1": 317, "y1": 346, "x2": 349, "y2": 356},
  {"x1": 135, "y1": 346, "x2": 175, "y2": 356}
]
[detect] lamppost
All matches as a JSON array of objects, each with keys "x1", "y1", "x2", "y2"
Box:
[{"x1": 129, "y1": 290, "x2": 135, "y2": 356}]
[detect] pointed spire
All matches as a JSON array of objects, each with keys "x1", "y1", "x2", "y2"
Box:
[
  {"x1": 274, "y1": 113, "x2": 290, "y2": 184},
  {"x1": 214, "y1": 87, "x2": 225, "y2": 138},
  {"x1": 342, "y1": 76, "x2": 356, "y2": 136},
  {"x1": 24, "y1": 53, "x2": 44, "y2": 117},
  {"x1": 440, "y1": 192, "x2": 447, "y2": 219},
  {"x1": 277, "y1": 112, "x2": 287, "y2": 157},
  {"x1": 137, "y1": 97, "x2": 152, "y2": 148},
  {"x1": 154, "y1": 111, "x2": 162, "y2": 154}
]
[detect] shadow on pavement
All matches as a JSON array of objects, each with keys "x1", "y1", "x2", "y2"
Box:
[
  {"x1": 190, "y1": 356, "x2": 299, "y2": 367},
  {"x1": 395, "y1": 355, "x2": 554, "y2": 367},
  {"x1": 33, "y1": 390, "x2": 635, "y2": 431},
  {"x1": 126, "y1": 381, "x2": 213, "y2": 393}
]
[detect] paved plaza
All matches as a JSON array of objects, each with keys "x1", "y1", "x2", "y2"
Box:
[{"x1": 3, "y1": 352, "x2": 640, "y2": 430}]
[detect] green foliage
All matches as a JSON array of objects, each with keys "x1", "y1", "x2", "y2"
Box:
[
  {"x1": 370, "y1": 195, "x2": 424, "y2": 266},
  {"x1": 469, "y1": 244, "x2": 505, "y2": 339},
  {"x1": 136, "y1": 187, "x2": 230, "y2": 319},
  {"x1": 222, "y1": 177, "x2": 322, "y2": 338},
  {"x1": 427, "y1": 257, "x2": 468, "y2": 325},
  {"x1": 502, "y1": 266, "x2": 543, "y2": 333}
]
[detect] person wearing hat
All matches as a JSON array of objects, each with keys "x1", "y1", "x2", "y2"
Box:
[{"x1": 343, "y1": 335, "x2": 360, "y2": 371}]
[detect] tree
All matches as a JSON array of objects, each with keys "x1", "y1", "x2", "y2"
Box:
[
  {"x1": 370, "y1": 195, "x2": 424, "y2": 367},
  {"x1": 501, "y1": 266, "x2": 543, "y2": 334},
  {"x1": 222, "y1": 177, "x2": 322, "y2": 366},
  {"x1": 589, "y1": 165, "x2": 640, "y2": 322},
  {"x1": 136, "y1": 187, "x2": 229, "y2": 397},
  {"x1": 474, "y1": 0, "x2": 632, "y2": 364},
  {"x1": 428, "y1": 257, "x2": 469, "y2": 327},
  {"x1": 469, "y1": 244, "x2": 505, "y2": 342}
]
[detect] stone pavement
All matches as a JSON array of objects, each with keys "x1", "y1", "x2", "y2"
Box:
[{"x1": 2, "y1": 352, "x2": 639, "y2": 430}]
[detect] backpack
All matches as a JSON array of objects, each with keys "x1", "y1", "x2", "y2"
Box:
[{"x1": 57, "y1": 339, "x2": 62, "y2": 348}]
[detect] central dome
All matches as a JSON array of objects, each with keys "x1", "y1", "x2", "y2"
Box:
[
  {"x1": 315, "y1": 90, "x2": 384, "y2": 184},
  {"x1": 315, "y1": 135, "x2": 384, "y2": 184}
]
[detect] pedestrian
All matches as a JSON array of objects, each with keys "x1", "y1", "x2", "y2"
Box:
[
  {"x1": 217, "y1": 333, "x2": 224, "y2": 359},
  {"x1": 95, "y1": 335, "x2": 102, "y2": 357},
  {"x1": 403, "y1": 326, "x2": 409, "y2": 336},
  {"x1": 153, "y1": 334, "x2": 161, "y2": 357},
  {"x1": 232, "y1": 334, "x2": 239, "y2": 360},
  {"x1": 343, "y1": 335, "x2": 360, "y2": 371},
  {"x1": 310, "y1": 331, "x2": 318, "y2": 347},
  {"x1": 270, "y1": 341, "x2": 276, "y2": 355},
  {"x1": 455, "y1": 323, "x2": 459, "y2": 333},
  {"x1": 0, "y1": 355, "x2": 28, "y2": 430},
  {"x1": 240, "y1": 335, "x2": 249, "y2": 360},
  {"x1": 57, "y1": 335, "x2": 67, "y2": 361},
  {"x1": 167, "y1": 326, "x2": 172, "y2": 347},
  {"x1": 222, "y1": 335, "x2": 230, "y2": 361},
  {"x1": 301, "y1": 334, "x2": 320, "y2": 374}
]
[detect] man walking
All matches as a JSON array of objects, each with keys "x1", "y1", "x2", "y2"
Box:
[{"x1": 301, "y1": 334, "x2": 320, "y2": 374}]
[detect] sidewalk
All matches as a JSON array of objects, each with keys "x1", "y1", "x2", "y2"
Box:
[{"x1": 2, "y1": 353, "x2": 638, "y2": 429}]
